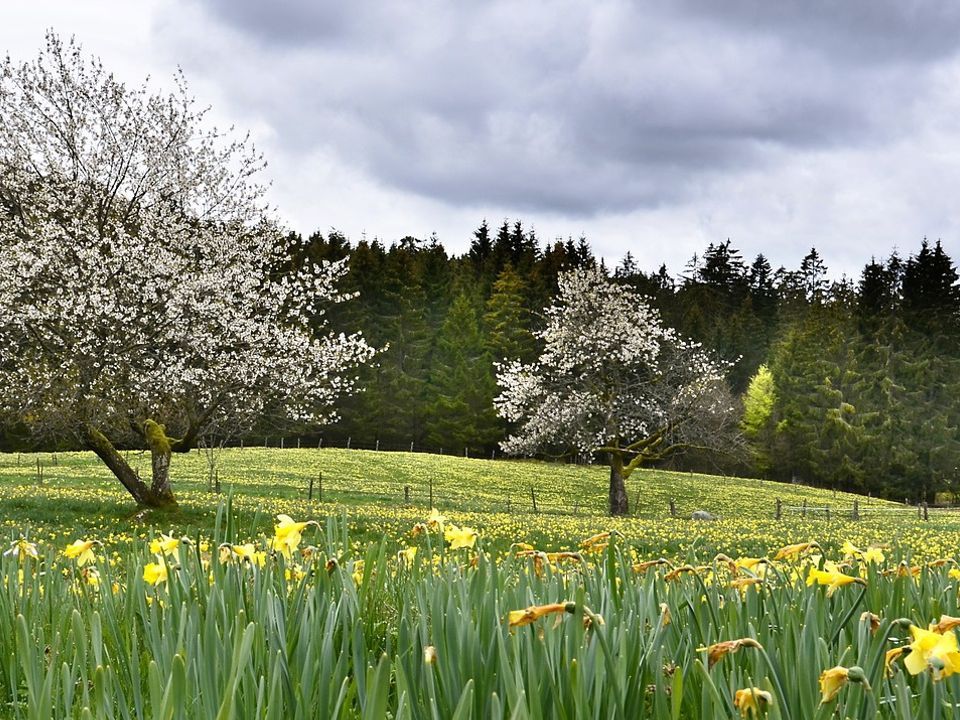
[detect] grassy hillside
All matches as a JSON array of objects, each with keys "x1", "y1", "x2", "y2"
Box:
[{"x1": 0, "y1": 447, "x2": 948, "y2": 559}]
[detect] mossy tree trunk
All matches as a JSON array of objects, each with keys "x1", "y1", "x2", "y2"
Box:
[
  {"x1": 84, "y1": 422, "x2": 179, "y2": 508},
  {"x1": 608, "y1": 451, "x2": 629, "y2": 516}
]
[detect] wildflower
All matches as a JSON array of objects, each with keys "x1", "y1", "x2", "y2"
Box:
[
  {"x1": 818, "y1": 666, "x2": 849, "y2": 704},
  {"x1": 64, "y1": 539, "x2": 99, "y2": 567},
  {"x1": 426, "y1": 508, "x2": 447, "y2": 530},
  {"x1": 508, "y1": 602, "x2": 576, "y2": 628},
  {"x1": 819, "y1": 665, "x2": 867, "y2": 704},
  {"x1": 423, "y1": 645, "x2": 437, "y2": 665},
  {"x1": 733, "y1": 687, "x2": 772, "y2": 718},
  {"x1": 143, "y1": 561, "x2": 168, "y2": 586},
  {"x1": 398, "y1": 547, "x2": 418, "y2": 565},
  {"x1": 806, "y1": 567, "x2": 865, "y2": 598},
  {"x1": 773, "y1": 541, "x2": 819, "y2": 561},
  {"x1": 352, "y1": 560, "x2": 365, "y2": 586},
  {"x1": 862, "y1": 546, "x2": 885, "y2": 564},
  {"x1": 929, "y1": 615, "x2": 960, "y2": 634},
  {"x1": 696, "y1": 638, "x2": 763, "y2": 668},
  {"x1": 273, "y1": 514, "x2": 316, "y2": 558},
  {"x1": 948, "y1": 567, "x2": 960, "y2": 581},
  {"x1": 444, "y1": 525, "x2": 478, "y2": 550},
  {"x1": 149, "y1": 533, "x2": 180, "y2": 560},
  {"x1": 4, "y1": 537, "x2": 39, "y2": 561},
  {"x1": 730, "y1": 577, "x2": 763, "y2": 591},
  {"x1": 659, "y1": 603, "x2": 671, "y2": 627},
  {"x1": 82, "y1": 566, "x2": 101, "y2": 588},
  {"x1": 633, "y1": 558, "x2": 669, "y2": 573},
  {"x1": 905, "y1": 625, "x2": 960, "y2": 681},
  {"x1": 885, "y1": 647, "x2": 905, "y2": 674},
  {"x1": 860, "y1": 611, "x2": 881, "y2": 634}
]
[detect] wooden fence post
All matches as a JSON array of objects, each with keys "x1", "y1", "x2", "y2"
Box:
[
  {"x1": 923, "y1": 502, "x2": 929, "y2": 521},
  {"x1": 669, "y1": 499, "x2": 677, "y2": 517},
  {"x1": 297, "y1": 437, "x2": 301, "y2": 449},
  {"x1": 375, "y1": 440, "x2": 380, "y2": 451},
  {"x1": 347, "y1": 437, "x2": 351, "y2": 449},
  {"x1": 404, "y1": 485, "x2": 410, "y2": 505},
  {"x1": 318, "y1": 472, "x2": 323, "y2": 503},
  {"x1": 852, "y1": 499, "x2": 859, "y2": 521},
  {"x1": 531, "y1": 486, "x2": 538, "y2": 513},
  {"x1": 410, "y1": 441, "x2": 414, "y2": 452},
  {"x1": 802, "y1": 499, "x2": 807, "y2": 518},
  {"x1": 429, "y1": 476, "x2": 434, "y2": 509},
  {"x1": 775, "y1": 498, "x2": 782, "y2": 520},
  {"x1": 308, "y1": 474, "x2": 314, "y2": 501}
]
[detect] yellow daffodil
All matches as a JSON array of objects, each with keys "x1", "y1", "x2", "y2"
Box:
[
  {"x1": 773, "y1": 541, "x2": 819, "y2": 561},
  {"x1": 352, "y1": 560, "x2": 365, "y2": 586},
  {"x1": 273, "y1": 514, "x2": 316, "y2": 558},
  {"x1": 905, "y1": 625, "x2": 960, "y2": 681},
  {"x1": 929, "y1": 615, "x2": 960, "y2": 634},
  {"x1": 423, "y1": 645, "x2": 437, "y2": 665},
  {"x1": 885, "y1": 647, "x2": 905, "y2": 674},
  {"x1": 818, "y1": 666, "x2": 849, "y2": 704},
  {"x1": 659, "y1": 602, "x2": 671, "y2": 627},
  {"x1": 862, "y1": 546, "x2": 885, "y2": 564},
  {"x1": 143, "y1": 561, "x2": 168, "y2": 586},
  {"x1": 860, "y1": 611, "x2": 881, "y2": 634},
  {"x1": 733, "y1": 687, "x2": 772, "y2": 718},
  {"x1": 444, "y1": 525, "x2": 478, "y2": 550},
  {"x1": 398, "y1": 546, "x2": 418, "y2": 565},
  {"x1": 64, "y1": 539, "x2": 98, "y2": 567},
  {"x1": 426, "y1": 508, "x2": 447, "y2": 530},
  {"x1": 696, "y1": 638, "x2": 763, "y2": 668},
  {"x1": 806, "y1": 567, "x2": 865, "y2": 597},
  {"x1": 4, "y1": 537, "x2": 39, "y2": 561},
  {"x1": 149, "y1": 534, "x2": 180, "y2": 560},
  {"x1": 632, "y1": 558, "x2": 669, "y2": 573}
]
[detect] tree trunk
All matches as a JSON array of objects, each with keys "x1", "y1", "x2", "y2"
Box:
[
  {"x1": 84, "y1": 424, "x2": 177, "y2": 508},
  {"x1": 144, "y1": 420, "x2": 178, "y2": 508},
  {"x1": 608, "y1": 451, "x2": 629, "y2": 516}
]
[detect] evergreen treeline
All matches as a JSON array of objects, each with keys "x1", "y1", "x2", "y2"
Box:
[
  {"x1": 285, "y1": 227, "x2": 960, "y2": 502},
  {"x1": 4, "y1": 219, "x2": 959, "y2": 502}
]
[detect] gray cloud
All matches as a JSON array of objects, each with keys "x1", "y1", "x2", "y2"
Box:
[{"x1": 169, "y1": 0, "x2": 959, "y2": 218}]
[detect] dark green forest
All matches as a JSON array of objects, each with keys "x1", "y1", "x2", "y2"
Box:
[
  {"x1": 286, "y1": 223, "x2": 960, "y2": 502},
  {"x1": 5, "y1": 219, "x2": 959, "y2": 502}
]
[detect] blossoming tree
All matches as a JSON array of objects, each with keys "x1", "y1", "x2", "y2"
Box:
[
  {"x1": 0, "y1": 34, "x2": 375, "y2": 507},
  {"x1": 495, "y1": 265, "x2": 740, "y2": 515}
]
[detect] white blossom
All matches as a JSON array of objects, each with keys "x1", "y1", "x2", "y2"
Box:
[{"x1": 0, "y1": 33, "x2": 375, "y2": 453}]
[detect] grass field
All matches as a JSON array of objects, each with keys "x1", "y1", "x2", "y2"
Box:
[{"x1": 5, "y1": 449, "x2": 960, "y2": 718}]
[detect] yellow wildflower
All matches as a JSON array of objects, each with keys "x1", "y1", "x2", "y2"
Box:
[
  {"x1": 806, "y1": 567, "x2": 865, "y2": 598},
  {"x1": 143, "y1": 561, "x2": 168, "y2": 586},
  {"x1": 426, "y1": 508, "x2": 447, "y2": 530},
  {"x1": 64, "y1": 539, "x2": 98, "y2": 567},
  {"x1": 696, "y1": 638, "x2": 763, "y2": 668},
  {"x1": 733, "y1": 687, "x2": 772, "y2": 718},
  {"x1": 4, "y1": 537, "x2": 39, "y2": 561},
  {"x1": 423, "y1": 645, "x2": 437, "y2": 665},
  {"x1": 444, "y1": 525, "x2": 478, "y2": 550},
  {"x1": 273, "y1": 514, "x2": 316, "y2": 558},
  {"x1": 149, "y1": 533, "x2": 180, "y2": 559},
  {"x1": 773, "y1": 541, "x2": 819, "y2": 561},
  {"x1": 905, "y1": 625, "x2": 960, "y2": 681},
  {"x1": 818, "y1": 666, "x2": 849, "y2": 704},
  {"x1": 508, "y1": 601, "x2": 589, "y2": 628}
]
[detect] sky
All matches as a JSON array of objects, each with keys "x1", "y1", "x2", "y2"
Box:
[{"x1": 4, "y1": 1, "x2": 960, "y2": 279}]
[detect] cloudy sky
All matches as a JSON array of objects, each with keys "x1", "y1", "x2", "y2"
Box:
[{"x1": 4, "y1": 1, "x2": 960, "y2": 278}]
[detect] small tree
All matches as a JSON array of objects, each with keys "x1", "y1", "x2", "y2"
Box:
[
  {"x1": 0, "y1": 34, "x2": 375, "y2": 507},
  {"x1": 495, "y1": 266, "x2": 740, "y2": 515}
]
